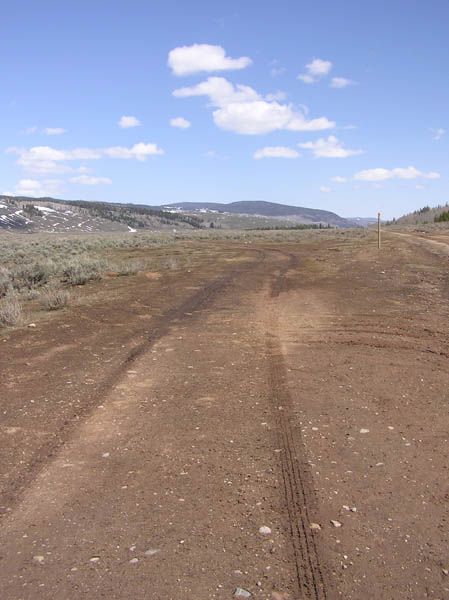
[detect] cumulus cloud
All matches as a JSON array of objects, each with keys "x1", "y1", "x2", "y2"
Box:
[
  {"x1": 168, "y1": 44, "x2": 252, "y2": 76},
  {"x1": 70, "y1": 175, "x2": 112, "y2": 185},
  {"x1": 269, "y1": 60, "x2": 286, "y2": 77},
  {"x1": 299, "y1": 135, "x2": 363, "y2": 158},
  {"x1": 431, "y1": 127, "x2": 445, "y2": 141},
  {"x1": 354, "y1": 166, "x2": 440, "y2": 181},
  {"x1": 170, "y1": 116, "x2": 191, "y2": 129},
  {"x1": 298, "y1": 58, "x2": 332, "y2": 83},
  {"x1": 330, "y1": 77, "x2": 354, "y2": 89},
  {"x1": 103, "y1": 143, "x2": 163, "y2": 160},
  {"x1": 7, "y1": 143, "x2": 164, "y2": 174},
  {"x1": 253, "y1": 146, "x2": 300, "y2": 159},
  {"x1": 331, "y1": 175, "x2": 347, "y2": 183},
  {"x1": 21, "y1": 126, "x2": 66, "y2": 135},
  {"x1": 43, "y1": 127, "x2": 66, "y2": 135},
  {"x1": 173, "y1": 76, "x2": 335, "y2": 135},
  {"x1": 320, "y1": 186, "x2": 331, "y2": 193},
  {"x1": 118, "y1": 115, "x2": 141, "y2": 128},
  {"x1": 14, "y1": 178, "x2": 62, "y2": 197}
]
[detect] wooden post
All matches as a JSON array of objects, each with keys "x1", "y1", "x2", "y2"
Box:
[{"x1": 377, "y1": 212, "x2": 381, "y2": 249}]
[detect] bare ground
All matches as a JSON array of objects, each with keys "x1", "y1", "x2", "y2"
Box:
[{"x1": 0, "y1": 231, "x2": 448, "y2": 599}]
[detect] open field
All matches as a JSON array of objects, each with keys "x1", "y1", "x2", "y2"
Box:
[{"x1": 0, "y1": 228, "x2": 448, "y2": 599}]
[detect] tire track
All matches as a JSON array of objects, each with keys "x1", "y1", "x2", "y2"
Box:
[{"x1": 266, "y1": 254, "x2": 328, "y2": 600}]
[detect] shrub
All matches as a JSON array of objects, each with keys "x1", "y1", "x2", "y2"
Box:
[
  {"x1": 115, "y1": 259, "x2": 148, "y2": 276},
  {"x1": 63, "y1": 258, "x2": 106, "y2": 285},
  {"x1": 40, "y1": 287, "x2": 71, "y2": 310},
  {"x1": 0, "y1": 295, "x2": 23, "y2": 327},
  {"x1": 0, "y1": 267, "x2": 11, "y2": 297},
  {"x1": 12, "y1": 261, "x2": 53, "y2": 290}
]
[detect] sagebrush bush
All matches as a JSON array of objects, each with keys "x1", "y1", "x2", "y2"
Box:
[
  {"x1": 63, "y1": 258, "x2": 107, "y2": 285},
  {"x1": 12, "y1": 261, "x2": 53, "y2": 290},
  {"x1": 0, "y1": 295, "x2": 23, "y2": 327},
  {"x1": 0, "y1": 267, "x2": 12, "y2": 297},
  {"x1": 40, "y1": 287, "x2": 71, "y2": 310},
  {"x1": 115, "y1": 259, "x2": 148, "y2": 276}
]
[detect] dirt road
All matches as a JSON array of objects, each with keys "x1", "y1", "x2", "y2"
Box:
[{"x1": 1, "y1": 231, "x2": 448, "y2": 599}]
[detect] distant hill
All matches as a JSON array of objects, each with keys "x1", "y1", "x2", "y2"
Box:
[
  {"x1": 0, "y1": 196, "x2": 203, "y2": 233},
  {"x1": 391, "y1": 203, "x2": 449, "y2": 226},
  {"x1": 161, "y1": 200, "x2": 354, "y2": 227},
  {"x1": 0, "y1": 196, "x2": 359, "y2": 233}
]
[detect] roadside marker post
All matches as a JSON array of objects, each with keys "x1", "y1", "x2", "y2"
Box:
[{"x1": 377, "y1": 212, "x2": 381, "y2": 249}]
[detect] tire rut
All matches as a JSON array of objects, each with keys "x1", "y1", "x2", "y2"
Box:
[{"x1": 266, "y1": 255, "x2": 328, "y2": 600}]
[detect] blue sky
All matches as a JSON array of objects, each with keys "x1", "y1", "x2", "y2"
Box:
[{"x1": 1, "y1": 0, "x2": 448, "y2": 219}]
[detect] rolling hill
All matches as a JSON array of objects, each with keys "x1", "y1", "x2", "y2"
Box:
[
  {"x1": 161, "y1": 200, "x2": 353, "y2": 227},
  {"x1": 390, "y1": 203, "x2": 449, "y2": 226},
  {"x1": 0, "y1": 195, "x2": 358, "y2": 233}
]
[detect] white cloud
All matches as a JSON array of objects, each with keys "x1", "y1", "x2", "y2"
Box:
[
  {"x1": 118, "y1": 115, "x2": 141, "y2": 128},
  {"x1": 168, "y1": 44, "x2": 252, "y2": 76},
  {"x1": 298, "y1": 58, "x2": 332, "y2": 84},
  {"x1": 299, "y1": 135, "x2": 363, "y2": 158},
  {"x1": 43, "y1": 127, "x2": 66, "y2": 135},
  {"x1": 14, "y1": 178, "x2": 62, "y2": 197},
  {"x1": 331, "y1": 176, "x2": 347, "y2": 183},
  {"x1": 431, "y1": 127, "x2": 445, "y2": 141},
  {"x1": 103, "y1": 143, "x2": 163, "y2": 160},
  {"x1": 269, "y1": 60, "x2": 286, "y2": 77},
  {"x1": 70, "y1": 175, "x2": 112, "y2": 185},
  {"x1": 330, "y1": 77, "x2": 354, "y2": 89},
  {"x1": 265, "y1": 90, "x2": 287, "y2": 101},
  {"x1": 254, "y1": 146, "x2": 300, "y2": 159},
  {"x1": 170, "y1": 116, "x2": 191, "y2": 129},
  {"x1": 173, "y1": 76, "x2": 335, "y2": 135},
  {"x1": 7, "y1": 142, "x2": 164, "y2": 173},
  {"x1": 354, "y1": 166, "x2": 440, "y2": 181},
  {"x1": 320, "y1": 186, "x2": 331, "y2": 193}
]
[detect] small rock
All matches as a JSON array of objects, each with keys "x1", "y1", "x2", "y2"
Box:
[
  {"x1": 129, "y1": 558, "x2": 139, "y2": 564},
  {"x1": 259, "y1": 526, "x2": 272, "y2": 535},
  {"x1": 331, "y1": 520, "x2": 342, "y2": 528},
  {"x1": 309, "y1": 523, "x2": 321, "y2": 531},
  {"x1": 442, "y1": 568, "x2": 448, "y2": 576},
  {"x1": 360, "y1": 428, "x2": 370, "y2": 434},
  {"x1": 33, "y1": 555, "x2": 45, "y2": 564},
  {"x1": 144, "y1": 549, "x2": 160, "y2": 556},
  {"x1": 272, "y1": 593, "x2": 290, "y2": 600},
  {"x1": 28, "y1": 323, "x2": 36, "y2": 328},
  {"x1": 234, "y1": 588, "x2": 251, "y2": 598},
  {"x1": 102, "y1": 452, "x2": 110, "y2": 458},
  {"x1": 89, "y1": 556, "x2": 100, "y2": 563}
]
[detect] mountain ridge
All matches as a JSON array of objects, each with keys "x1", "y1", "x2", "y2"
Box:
[{"x1": 161, "y1": 200, "x2": 353, "y2": 227}]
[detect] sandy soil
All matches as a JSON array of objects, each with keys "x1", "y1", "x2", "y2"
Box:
[{"x1": 0, "y1": 231, "x2": 448, "y2": 599}]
